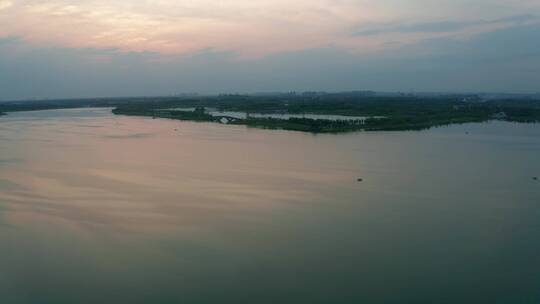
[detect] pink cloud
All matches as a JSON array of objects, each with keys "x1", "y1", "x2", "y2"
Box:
[{"x1": 0, "y1": 0, "x2": 538, "y2": 57}]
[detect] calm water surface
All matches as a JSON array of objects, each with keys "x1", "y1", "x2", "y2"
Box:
[
  {"x1": 1, "y1": 108, "x2": 539, "y2": 303},
  {"x1": 169, "y1": 107, "x2": 379, "y2": 121}
]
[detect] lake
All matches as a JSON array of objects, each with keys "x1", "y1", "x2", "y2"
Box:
[
  {"x1": 1, "y1": 108, "x2": 539, "y2": 303},
  {"x1": 168, "y1": 107, "x2": 381, "y2": 121}
]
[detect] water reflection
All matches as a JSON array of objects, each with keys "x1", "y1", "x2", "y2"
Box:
[{"x1": 0, "y1": 108, "x2": 539, "y2": 303}]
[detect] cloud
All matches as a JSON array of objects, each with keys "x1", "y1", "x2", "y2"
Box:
[
  {"x1": 1, "y1": 22, "x2": 540, "y2": 100},
  {"x1": 0, "y1": 0, "x2": 375, "y2": 56},
  {"x1": 0, "y1": 1, "x2": 12, "y2": 10},
  {"x1": 0, "y1": 0, "x2": 540, "y2": 100},
  {"x1": 356, "y1": 21, "x2": 472, "y2": 36},
  {"x1": 0, "y1": 0, "x2": 538, "y2": 57},
  {"x1": 352, "y1": 14, "x2": 539, "y2": 36}
]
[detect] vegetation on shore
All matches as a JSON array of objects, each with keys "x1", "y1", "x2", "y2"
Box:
[
  {"x1": 2, "y1": 94, "x2": 540, "y2": 133},
  {"x1": 111, "y1": 95, "x2": 540, "y2": 133}
]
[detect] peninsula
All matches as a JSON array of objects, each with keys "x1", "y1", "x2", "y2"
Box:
[{"x1": 111, "y1": 93, "x2": 540, "y2": 133}]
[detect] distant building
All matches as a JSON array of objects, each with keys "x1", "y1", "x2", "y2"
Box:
[{"x1": 492, "y1": 112, "x2": 507, "y2": 119}]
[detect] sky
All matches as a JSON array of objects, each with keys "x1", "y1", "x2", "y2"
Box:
[{"x1": 0, "y1": 0, "x2": 539, "y2": 100}]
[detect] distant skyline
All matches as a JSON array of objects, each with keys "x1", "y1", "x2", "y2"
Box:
[{"x1": 1, "y1": 0, "x2": 540, "y2": 100}]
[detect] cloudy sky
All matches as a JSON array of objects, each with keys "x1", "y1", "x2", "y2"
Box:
[{"x1": 0, "y1": 0, "x2": 539, "y2": 99}]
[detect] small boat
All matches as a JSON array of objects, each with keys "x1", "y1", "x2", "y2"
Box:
[{"x1": 357, "y1": 178, "x2": 363, "y2": 182}]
